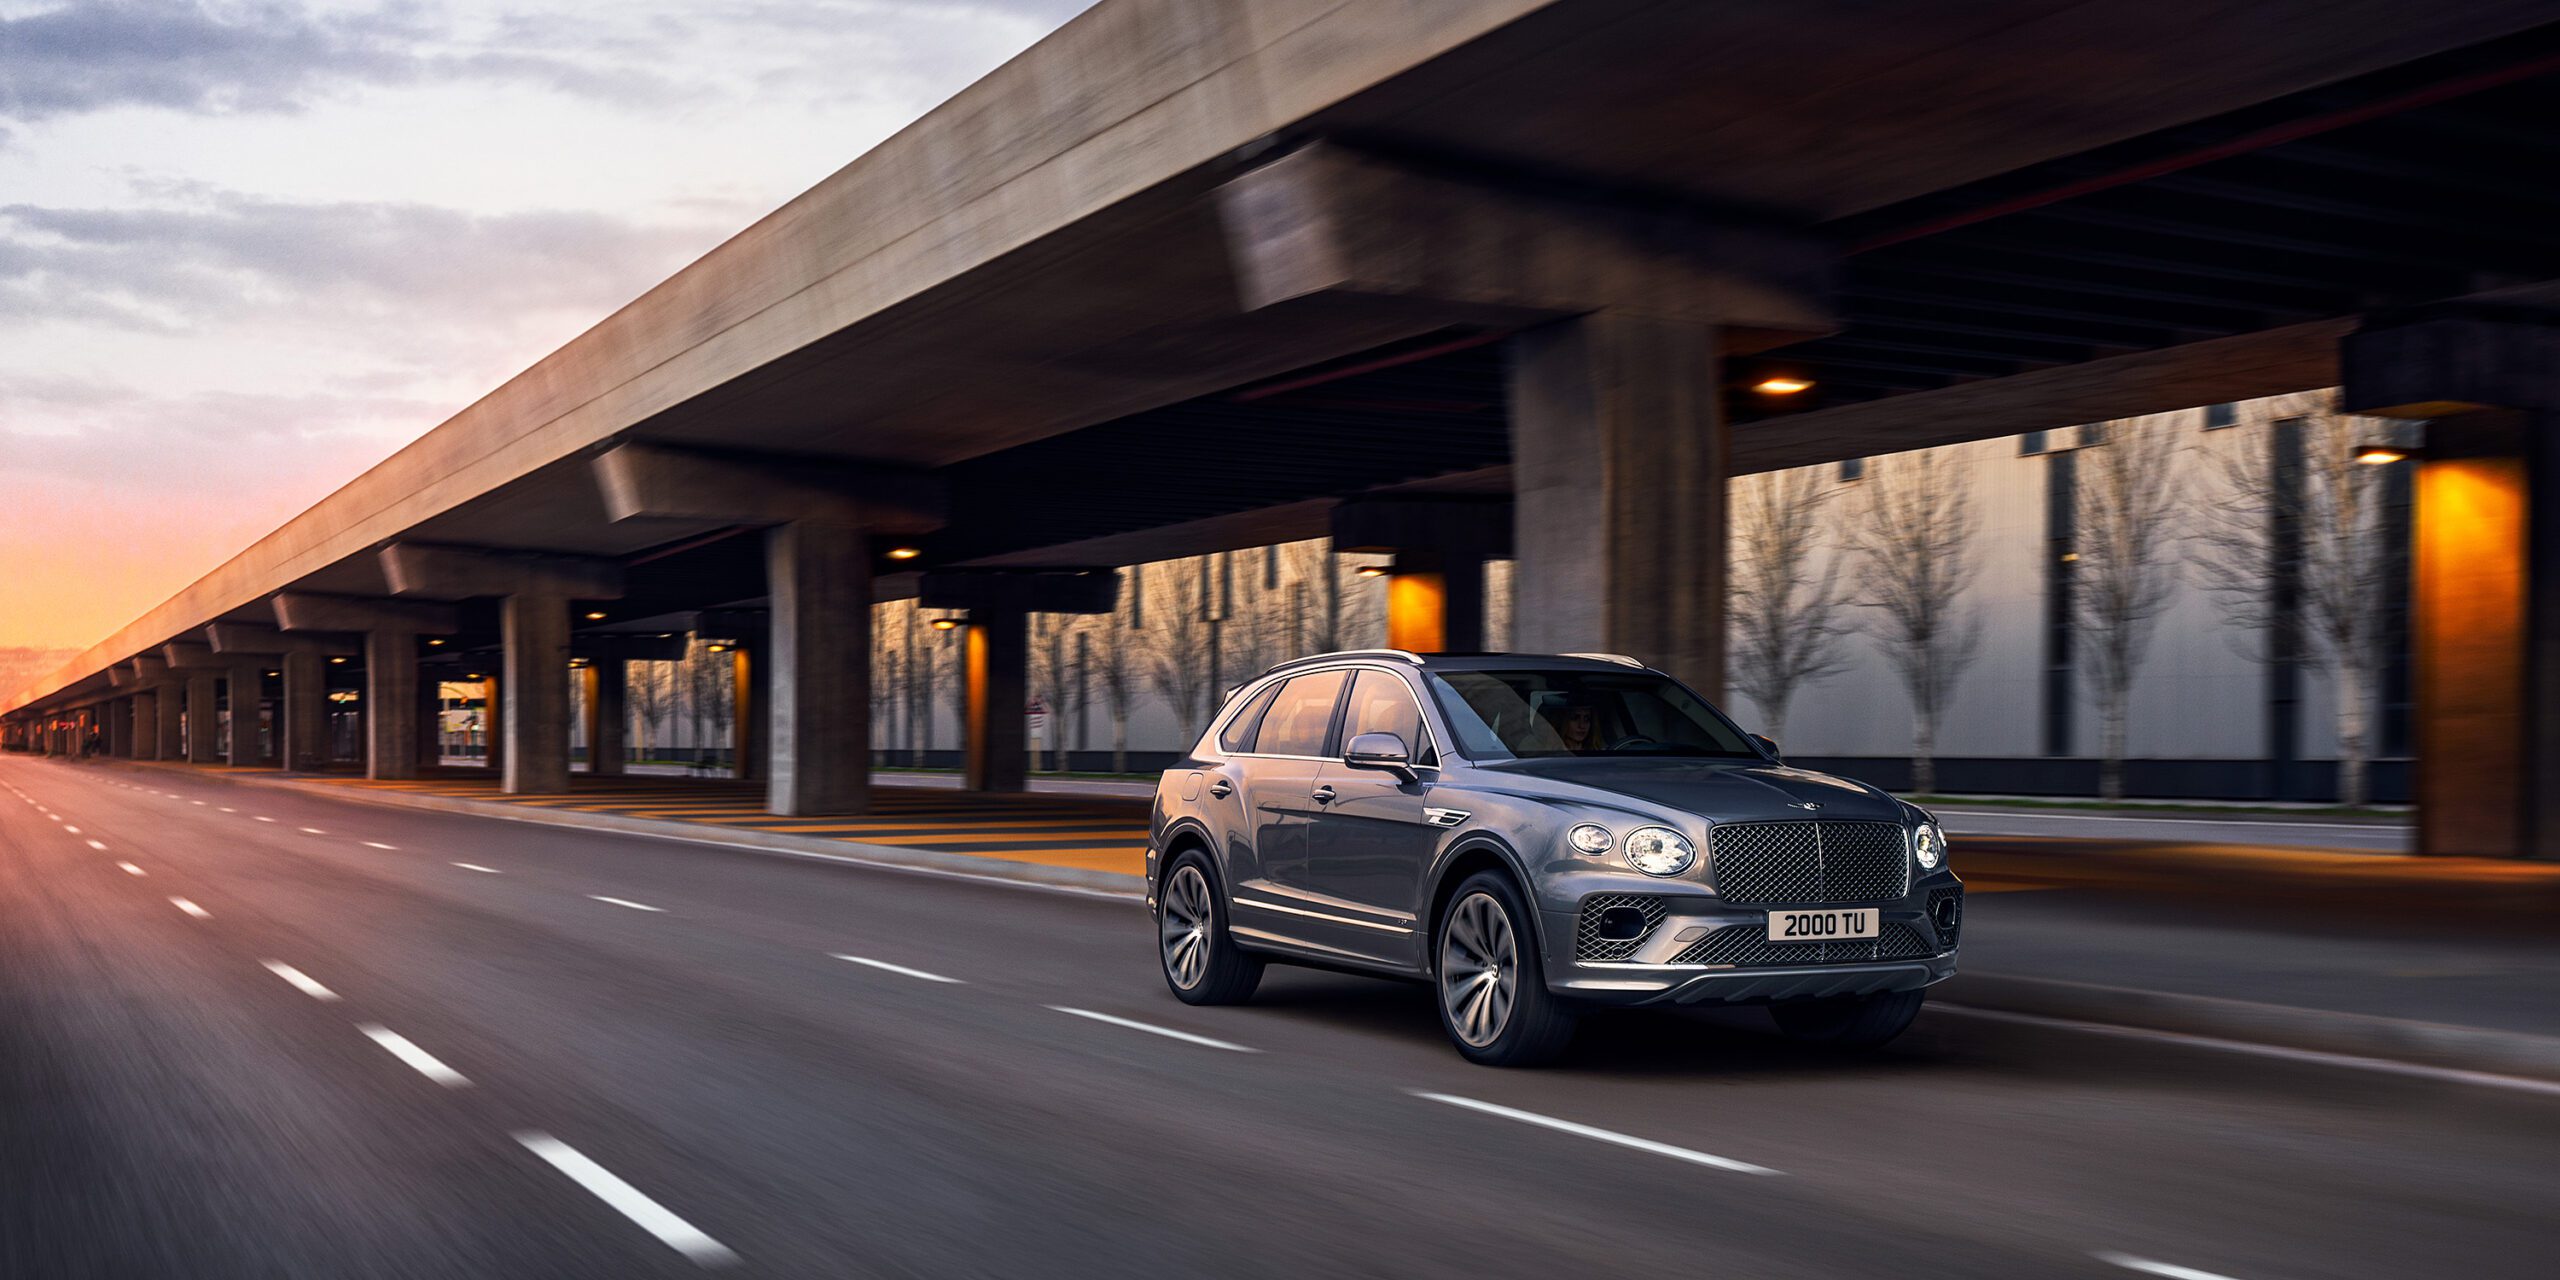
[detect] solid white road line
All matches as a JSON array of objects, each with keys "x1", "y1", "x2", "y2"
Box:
[
  {"x1": 451, "y1": 862, "x2": 503, "y2": 874},
  {"x1": 1047, "y1": 1006, "x2": 1258, "y2": 1053},
  {"x1": 117, "y1": 862, "x2": 145, "y2": 876},
  {"x1": 1411, "y1": 1092, "x2": 1781, "y2": 1176},
  {"x1": 831, "y1": 954, "x2": 964, "y2": 984},
  {"x1": 513, "y1": 1132, "x2": 738, "y2": 1267},
  {"x1": 363, "y1": 841, "x2": 396, "y2": 850},
  {"x1": 169, "y1": 897, "x2": 210, "y2": 919},
  {"x1": 1931, "y1": 1004, "x2": 2560, "y2": 1098},
  {"x1": 262, "y1": 960, "x2": 341, "y2": 1002},
  {"x1": 590, "y1": 896, "x2": 664, "y2": 912},
  {"x1": 84, "y1": 839, "x2": 106, "y2": 851},
  {"x1": 2094, "y1": 1253, "x2": 2250, "y2": 1280},
  {"x1": 357, "y1": 1023, "x2": 470, "y2": 1087}
]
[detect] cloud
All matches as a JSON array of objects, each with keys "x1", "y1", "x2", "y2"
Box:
[{"x1": 0, "y1": 185, "x2": 723, "y2": 338}]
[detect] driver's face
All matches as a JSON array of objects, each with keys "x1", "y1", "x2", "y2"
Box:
[{"x1": 1561, "y1": 708, "x2": 1594, "y2": 736}]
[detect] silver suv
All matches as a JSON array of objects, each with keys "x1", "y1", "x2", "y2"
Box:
[{"x1": 1145, "y1": 651, "x2": 1961, "y2": 1066}]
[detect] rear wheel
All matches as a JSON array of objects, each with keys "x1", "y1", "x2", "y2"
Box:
[
  {"x1": 1767, "y1": 988, "x2": 1925, "y2": 1049},
  {"x1": 1435, "y1": 872, "x2": 1577, "y2": 1067},
  {"x1": 1158, "y1": 853, "x2": 1261, "y2": 1005}
]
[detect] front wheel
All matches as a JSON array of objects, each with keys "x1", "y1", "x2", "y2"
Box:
[
  {"x1": 1435, "y1": 872, "x2": 1578, "y2": 1067},
  {"x1": 1158, "y1": 854, "x2": 1261, "y2": 1005},
  {"x1": 1767, "y1": 988, "x2": 1925, "y2": 1049}
]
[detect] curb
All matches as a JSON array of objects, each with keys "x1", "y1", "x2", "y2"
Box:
[{"x1": 1937, "y1": 972, "x2": 2560, "y2": 1085}]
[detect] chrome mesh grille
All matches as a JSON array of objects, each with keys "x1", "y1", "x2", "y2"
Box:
[
  {"x1": 1573, "y1": 894, "x2": 1667, "y2": 960},
  {"x1": 1669, "y1": 922, "x2": 1939, "y2": 967},
  {"x1": 1928, "y1": 885, "x2": 1965, "y2": 948},
  {"x1": 1709, "y1": 821, "x2": 1911, "y2": 905}
]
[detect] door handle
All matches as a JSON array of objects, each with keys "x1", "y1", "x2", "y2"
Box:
[
  {"x1": 1208, "y1": 779, "x2": 1233, "y2": 799},
  {"x1": 1311, "y1": 785, "x2": 1336, "y2": 805}
]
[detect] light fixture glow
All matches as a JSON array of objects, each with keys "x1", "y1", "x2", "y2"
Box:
[
  {"x1": 931, "y1": 617, "x2": 963, "y2": 631},
  {"x1": 2355, "y1": 445, "x2": 2410, "y2": 465},
  {"x1": 886, "y1": 546, "x2": 922, "y2": 560},
  {"x1": 584, "y1": 610, "x2": 607, "y2": 620},
  {"x1": 427, "y1": 639, "x2": 445, "y2": 646},
  {"x1": 330, "y1": 657, "x2": 347, "y2": 664},
  {"x1": 1355, "y1": 565, "x2": 1390, "y2": 578},
  {"x1": 1754, "y1": 376, "x2": 1814, "y2": 395}
]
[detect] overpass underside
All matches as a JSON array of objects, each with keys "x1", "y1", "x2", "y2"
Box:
[{"x1": 11, "y1": 3, "x2": 2560, "y2": 857}]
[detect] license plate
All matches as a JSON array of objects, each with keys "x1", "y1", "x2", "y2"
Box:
[{"x1": 1765, "y1": 908, "x2": 1880, "y2": 943}]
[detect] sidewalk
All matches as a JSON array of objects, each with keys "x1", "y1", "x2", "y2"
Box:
[{"x1": 77, "y1": 756, "x2": 2560, "y2": 1083}]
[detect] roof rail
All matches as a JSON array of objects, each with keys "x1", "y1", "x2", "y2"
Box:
[
  {"x1": 1261, "y1": 648, "x2": 1424, "y2": 676},
  {"x1": 1562, "y1": 652, "x2": 1647, "y2": 668}
]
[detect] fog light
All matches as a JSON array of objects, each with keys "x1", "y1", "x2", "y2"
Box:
[{"x1": 1596, "y1": 906, "x2": 1649, "y2": 941}]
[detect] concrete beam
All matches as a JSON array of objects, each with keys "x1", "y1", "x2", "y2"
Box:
[
  {"x1": 129, "y1": 655, "x2": 169, "y2": 683},
  {"x1": 2342, "y1": 309, "x2": 2560, "y2": 418},
  {"x1": 380, "y1": 543, "x2": 623, "y2": 602},
  {"x1": 593, "y1": 443, "x2": 945, "y2": 534},
  {"x1": 1216, "y1": 141, "x2": 1833, "y2": 345},
  {"x1": 207, "y1": 621, "x2": 359, "y2": 657},
  {"x1": 273, "y1": 594, "x2": 459, "y2": 636},
  {"x1": 918, "y1": 569, "x2": 1119, "y2": 616},
  {"x1": 161, "y1": 641, "x2": 225, "y2": 673},
  {"x1": 1330, "y1": 497, "x2": 1513, "y2": 557},
  {"x1": 569, "y1": 634, "x2": 690, "y2": 663}
]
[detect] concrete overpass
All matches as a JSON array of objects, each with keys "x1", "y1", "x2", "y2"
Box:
[{"x1": 9, "y1": 0, "x2": 2560, "y2": 855}]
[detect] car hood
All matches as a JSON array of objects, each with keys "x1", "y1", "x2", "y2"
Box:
[{"x1": 1481, "y1": 757, "x2": 1906, "y2": 824}]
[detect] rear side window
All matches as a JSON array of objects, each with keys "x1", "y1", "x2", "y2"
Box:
[
  {"x1": 1250, "y1": 670, "x2": 1349, "y2": 757},
  {"x1": 1215, "y1": 682, "x2": 1284, "y2": 753}
]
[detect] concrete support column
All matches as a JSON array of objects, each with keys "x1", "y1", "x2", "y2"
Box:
[
  {"x1": 417, "y1": 674, "x2": 442, "y2": 771},
  {"x1": 502, "y1": 596, "x2": 571, "y2": 794},
  {"x1": 481, "y1": 675, "x2": 503, "y2": 775},
  {"x1": 133, "y1": 690, "x2": 161, "y2": 760},
  {"x1": 109, "y1": 699, "x2": 133, "y2": 758},
  {"x1": 731, "y1": 647, "x2": 756, "y2": 780},
  {"x1": 582, "y1": 661, "x2": 627, "y2": 776},
  {"x1": 225, "y1": 662, "x2": 265, "y2": 767},
  {"x1": 365, "y1": 631, "x2": 421, "y2": 780},
  {"x1": 964, "y1": 608, "x2": 1029, "y2": 793},
  {"x1": 1508, "y1": 312, "x2": 1728, "y2": 695},
  {"x1": 156, "y1": 685, "x2": 183, "y2": 763},
  {"x1": 185, "y1": 673, "x2": 220, "y2": 763},
  {"x1": 767, "y1": 521, "x2": 871, "y2": 815},
  {"x1": 282, "y1": 651, "x2": 327, "y2": 771}
]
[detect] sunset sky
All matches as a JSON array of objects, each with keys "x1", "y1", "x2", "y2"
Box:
[{"x1": 0, "y1": 0, "x2": 1093, "y2": 688}]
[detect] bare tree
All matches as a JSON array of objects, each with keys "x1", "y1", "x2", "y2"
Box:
[
  {"x1": 1847, "y1": 451, "x2": 1985, "y2": 795},
  {"x1": 683, "y1": 641, "x2": 735, "y2": 769},
  {"x1": 1092, "y1": 597, "x2": 1139, "y2": 774},
  {"x1": 1280, "y1": 540, "x2": 1346, "y2": 655},
  {"x1": 1728, "y1": 467, "x2": 1856, "y2": 742},
  {"x1": 1029, "y1": 613, "x2": 1076, "y2": 772},
  {"x1": 627, "y1": 660, "x2": 669, "y2": 762},
  {"x1": 2189, "y1": 399, "x2": 2399, "y2": 806},
  {"x1": 2072, "y1": 419, "x2": 2186, "y2": 801},
  {"x1": 1142, "y1": 559, "x2": 1217, "y2": 733}
]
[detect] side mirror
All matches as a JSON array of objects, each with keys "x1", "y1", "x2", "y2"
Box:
[
  {"x1": 1343, "y1": 731, "x2": 1417, "y2": 783},
  {"x1": 1750, "y1": 733, "x2": 1782, "y2": 763}
]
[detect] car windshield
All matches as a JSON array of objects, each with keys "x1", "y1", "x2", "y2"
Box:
[{"x1": 1426, "y1": 668, "x2": 1760, "y2": 760}]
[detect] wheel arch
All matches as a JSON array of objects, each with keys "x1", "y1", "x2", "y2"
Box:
[{"x1": 1424, "y1": 836, "x2": 1545, "y2": 975}]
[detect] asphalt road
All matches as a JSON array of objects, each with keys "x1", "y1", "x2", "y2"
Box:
[{"x1": 4, "y1": 756, "x2": 2551, "y2": 1280}]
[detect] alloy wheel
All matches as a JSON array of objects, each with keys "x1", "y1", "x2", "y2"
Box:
[
  {"x1": 1439, "y1": 891, "x2": 1518, "y2": 1048},
  {"x1": 1160, "y1": 864, "x2": 1214, "y2": 990}
]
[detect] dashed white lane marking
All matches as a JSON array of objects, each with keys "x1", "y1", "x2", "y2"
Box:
[
  {"x1": 84, "y1": 839, "x2": 107, "y2": 851},
  {"x1": 298, "y1": 827, "x2": 325, "y2": 835},
  {"x1": 261, "y1": 960, "x2": 341, "y2": 1002},
  {"x1": 219, "y1": 807, "x2": 236, "y2": 813},
  {"x1": 169, "y1": 897, "x2": 210, "y2": 919},
  {"x1": 1411, "y1": 1092, "x2": 1781, "y2": 1176},
  {"x1": 831, "y1": 954, "x2": 964, "y2": 984},
  {"x1": 117, "y1": 862, "x2": 145, "y2": 876},
  {"x1": 451, "y1": 862, "x2": 503, "y2": 874},
  {"x1": 362, "y1": 841, "x2": 396, "y2": 850},
  {"x1": 2094, "y1": 1253, "x2": 2249, "y2": 1280},
  {"x1": 58, "y1": 821, "x2": 72, "y2": 830},
  {"x1": 589, "y1": 896, "x2": 663, "y2": 912},
  {"x1": 358, "y1": 1024, "x2": 470, "y2": 1087},
  {"x1": 1047, "y1": 1006, "x2": 1258, "y2": 1053},
  {"x1": 513, "y1": 1132, "x2": 738, "y2": 1267},
  {"x1": 253, "y1": 816, "x2": 276, "y2": 823},
  {"x1": 192, "y1": 800, "x2": 207, "y2": 806}
]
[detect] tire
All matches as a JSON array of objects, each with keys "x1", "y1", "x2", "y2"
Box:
[
  {"x1": 1767, "y1": 988, "x2": 1926, "y2": 1050},
  {"x1": 1157, "y1": 851, "x2": 1262, "y2": 1005},
  {"x1": 1434, "y1": 871, "x2": 1578, "y2": 1067}
]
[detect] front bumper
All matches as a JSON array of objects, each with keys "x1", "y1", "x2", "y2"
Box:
[{"x1": 1537, "y1": 874, "x2": 1963, "y2": 1007}]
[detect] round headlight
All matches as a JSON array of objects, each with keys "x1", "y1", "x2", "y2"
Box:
[
  {"x1": 1913, "y1": 822, "x2": 1947, "y2": 871},
  {"x1": 1622, "y1": 826, "x2": 1695, "y2": 877},
  {"x1": 1566, "y1": 823, "x2": 1615, "y2": 855}
]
